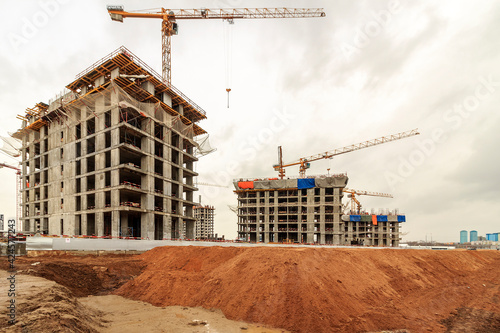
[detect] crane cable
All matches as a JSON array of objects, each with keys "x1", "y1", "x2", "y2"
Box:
[{"x1": 223, "y1": 19, "x2": 233, "y2": 108}]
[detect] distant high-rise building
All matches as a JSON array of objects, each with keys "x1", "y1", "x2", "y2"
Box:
[
  {"x1": 193, "y1": 205, "x2": 214, "y2": 240},
  {"x1": 460, "y1": 230, "x2": 468, "y2": 244},
  {"x1": 470, "y1": 230, "x2": 478, "y2": 242},
  {"x1": 0, "y1": 214, "x2": 3, "y2": 231}
]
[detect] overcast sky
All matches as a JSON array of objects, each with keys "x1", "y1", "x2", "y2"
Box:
[{"x1": 1, "y1": 1, "x2": 499, "y2": 242}]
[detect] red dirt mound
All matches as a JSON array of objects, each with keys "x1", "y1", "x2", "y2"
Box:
[{"x1": 114, "y1": 247, "x2": 500, "y2": 333}]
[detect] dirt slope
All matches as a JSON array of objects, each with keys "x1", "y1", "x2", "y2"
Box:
[
  {"x1": 0, "y1": 254, "x2": 145, "y2": 297},
  {"x1": 0, "y1": 271, "x2": 104, "y2": 333},
  {"x1": 0, "y1": 270, "x2": 288, "y2": 333},
  {"x1": 115, "y1": 247, "x2": 500, "y2": 333}
]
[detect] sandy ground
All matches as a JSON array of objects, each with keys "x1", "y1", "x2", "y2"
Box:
[
  {"x1": 80, "y1": 295, "x2": 288, "y2": 333},
  {"x1": 0, "y1": 270, "x2": 288, "y2": 333}
]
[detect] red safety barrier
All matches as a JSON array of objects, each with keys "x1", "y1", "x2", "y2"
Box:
[{"x1": 238, "y1": 181, "x2": 254, "y2": 189}]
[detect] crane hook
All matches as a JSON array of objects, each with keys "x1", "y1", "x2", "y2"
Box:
[{"x1": 226, "y1": 88, "x2": 231, "y2": 108}]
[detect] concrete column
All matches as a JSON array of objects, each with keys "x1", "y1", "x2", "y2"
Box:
[
  {"x1": 95, "y1": 75, "x2": 105, "y2": 88},
  {"x1": 176, "y1": 104, "x2": 184, "y2": 116},
  {"x1": 121, "y1": 213, "x2": 128, "y2": 236},
  {"x1": 264, "y1": 191, "x2": 270, "y2": 243},
  {"x1": 319, "y1": 188, "x2": 326, "y2": 244},
  {"x1": 141, "y1": 212, "x2": 154, "y2": 239},
  {"x1": 66, "y1": 215, "x2": 76, "y2": 237},
  {"x1": 141, "y1": 81, "x2": 155, "y2": 95},
  {"x1": 307, "y1": 188, "x2": 315, "y2": 243},
  {"x1": 111, "y1": 68, "x2": 120, "y2": 80},
  {"x1": 162, "y1": 92, "x2": 172, "y2": 107},
  {"x1": 255, "y1": 192, "x2": 261, "y2": 242},
  {"x1": 81, "y1": 214, "x2": 88, "y2": 235},
  {"x1": 74, "y1": 215, "x2": 81, "y2": 235},
  {"x1": 163, "y1": 215, "x2": 171, "y2": 239},
  {"x1": 96, "y1": 175, "x2": 105, "y2": 209},
  {"x1": 111, "y1": 210, "x2": 120, "y2": 238},
  {"x1": 347, "y1": 222, "x2": 354, "y2": 244},
  {"x1": 81, "y1": 118, "x2": 88, "y2": 139},
  {"x1": 333, "y1": 188, "x2": 342, "y2": 245},
  {"x1": 81, "y1": 193, "x2": 88, "y2": 215},
  {"x1": 48, "y1": 217, "x2": 57, "y2": 235}
]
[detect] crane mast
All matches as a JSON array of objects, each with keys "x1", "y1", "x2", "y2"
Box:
[
  {"x1": 274, "y1": 128, "x2": 420, "y2": 178},
  {"x1": 107, "y1": 6, "x2": 326, "y2": 85}
]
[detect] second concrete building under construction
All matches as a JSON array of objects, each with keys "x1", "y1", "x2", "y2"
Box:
[{"x1": 234, "y1": 175, "x2": 405, "y2": 246}]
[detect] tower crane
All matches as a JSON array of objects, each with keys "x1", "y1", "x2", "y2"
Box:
[
  {"x1": 106, "y1": 6, "x2": 326, "y2": 86},
  {"x1": 342, "y1": 188, "x2": 393, "y2": 215},
  {"x1": 274, "y1": 128, "x2": 420, "y2": 178},
  {"x1": 0, "y1": 163, "x2": 21, "y2": 226}
]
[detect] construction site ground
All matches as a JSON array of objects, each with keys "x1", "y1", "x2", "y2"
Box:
[{"x1": 0, "y1": 247, "x2": 499, "y2": 333}]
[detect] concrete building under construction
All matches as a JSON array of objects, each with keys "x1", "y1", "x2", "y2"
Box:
[
  {"x1": 234, "y1": 175, "x2": 405, "y2": 246},
  {"x1": 13, "y1": 47, "x2": 208, "y2": 239},
  {"x1": 194, "y1": 205, "x2": 215, "y2": 240}
]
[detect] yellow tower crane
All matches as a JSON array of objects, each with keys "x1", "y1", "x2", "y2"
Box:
[
  {"x1": 342, "y1": 188, "x2": 393, "y2": 215},
  {"x1": 274, "y1": 128, "x2": 420, "y2": 178},
  {"x1": 106, "y1": 6, "x2": 326, "y2": 86}
]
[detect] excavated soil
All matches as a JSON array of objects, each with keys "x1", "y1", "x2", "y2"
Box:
[
  {"x1": 1, "y1": 247, "x2": 499, "y2": 332},
  {"x1": 0, "y1": 271, "x2": 105, "y2": 332},
  {"x1": 114, "y1": 247, "x2": 500, "y2": 333},
  {"x1": 0, "y1": 254, "x2": 145, "y2": 297},
  {"x1": 0, "y1": 271, "x2": 287, "y2": 333}
]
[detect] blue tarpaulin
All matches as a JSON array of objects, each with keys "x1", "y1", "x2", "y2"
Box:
[
  {"x1": 350, "y1": 215, "x2": 361, "y2": 222},
  {"x1": 377, "y1": 215, "x2": 388, "y2": 222},
  {"x1": 397, "y1": 215, "x2": 406, "y2": 222},
  {"x1": 297, "y1": 178, "x2": 315, "y2": 189}
]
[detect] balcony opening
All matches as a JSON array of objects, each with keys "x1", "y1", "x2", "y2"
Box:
[
  {"x1": 105, "y1": 131, "x2": 111, "y2": 148},
  {"x1": 87, "y1": 117, "x2": 95, "y2": 135},
  {"x1": 105, "y1": 150, "x2": 111, "y2": 168},
  {"x1": 87, "y1": 175, "x2": 95, "y2": 191},
  {"x1": 76, "y1": 124, "x2": 81, "y2": 139},
  {"x1": 87, "y1": 193, "x2": 95, "y2": 210},
  {"x1": 87, "y1": 137, "x2": 95, "y2": 154},
  {"x1": 105, "y1": 191, "x2": 111, "y2": 208},
  {"x1": 105, "y1": 111, "x2": 111, "y2": 128},
  {"x1": 87, "y1": 213, "x2": 95, "y2": 236},
  {"x1": 155, "y1": 123, "x2": 163, "y2": 140},
  {"x1": 87, "y1": 155, "x2": 95, "y2": 172},
  {"x1": 105, "y1": 171, "x2": 111, "y2": 188},
  {"x1": 76, "y1": 142, "x2": 81, "y2": 158},
  {"x1": 104, "y1": 212, "x2": 112, "y2": 237}
]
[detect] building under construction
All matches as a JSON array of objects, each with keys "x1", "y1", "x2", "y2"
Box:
[
  {"x1": 234, "y1": 175, "x2": 405, "y2": 246},
  {"x1": 13, "y1": 47, "x2": 208, "y2": 239},
  {"x1": 194, "y1": 205, "x2": 215, "y2": 240}
]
